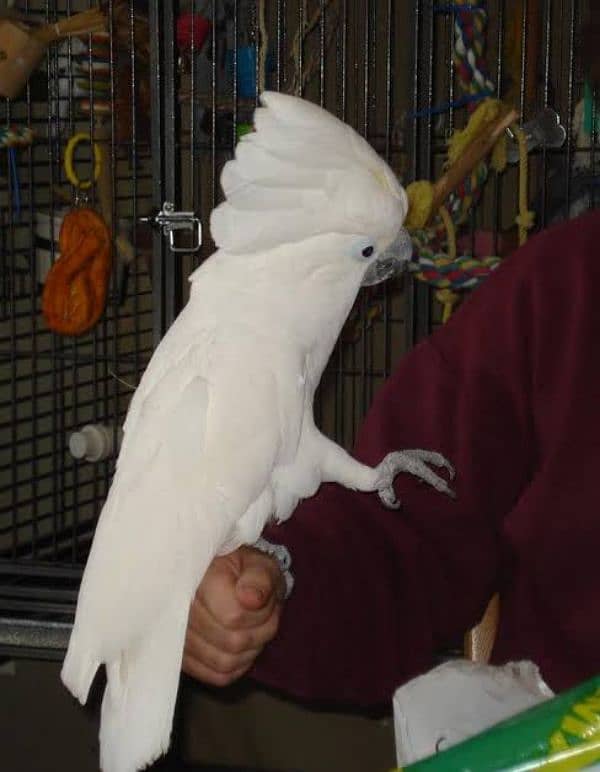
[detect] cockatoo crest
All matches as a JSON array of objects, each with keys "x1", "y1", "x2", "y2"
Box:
[{"x1": 210, "y1": 91, "x2": 409, "y2": 255}]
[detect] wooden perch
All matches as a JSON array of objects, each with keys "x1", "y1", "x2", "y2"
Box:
[
  {"x1": 406, "y1": 105, "x2": 520, "y2": 231},
  {"x1": 0, "y1": 8, "x2": 106, "y2": 99},
  {"x1": 31, "y1": 7, "x2": 106, "y2": 45},
  {"x1": 431, "y1": 107, "x2": 519, "y2": 212}
]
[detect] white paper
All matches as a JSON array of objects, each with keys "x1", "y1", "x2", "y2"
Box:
[{"x1": 393, "y1": 659, "x2": 554, "y2": 767}]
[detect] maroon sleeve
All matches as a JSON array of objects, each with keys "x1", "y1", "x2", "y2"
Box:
[{"x1": 251, "y1": 229, "x2": 542, "y2": 708}]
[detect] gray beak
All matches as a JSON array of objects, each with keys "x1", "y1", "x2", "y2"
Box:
[{"x1": 361, "y1": 228, "x2": 413, "y2": 287}]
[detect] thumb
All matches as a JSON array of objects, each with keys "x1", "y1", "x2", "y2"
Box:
[{"x1": 235, "y1": 548, "x2": 283, "y2": 611}]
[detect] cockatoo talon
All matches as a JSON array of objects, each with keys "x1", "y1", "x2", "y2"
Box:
[
  {"x1": 376, "y1": 449, "x2": 456, "y2": 500},
  {"x1": 441, "y1": 459, "x2": 456, "y2": 480},
  {"x1": 378, "y1": 486, "x2": 402, "y2": 509}
]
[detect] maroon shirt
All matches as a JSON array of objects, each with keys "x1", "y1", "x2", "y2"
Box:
[{"x1": 252, "y1": 209, "x2": 600, "y2": 708}]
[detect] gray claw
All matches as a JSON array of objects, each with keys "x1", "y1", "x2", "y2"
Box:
[
  {"x1": 411, "y1": 450, "x2": 455, "y2": 480},
  {"x1": 376, "y1": 449, "x2": 456, "y2": 502},
  {"x1": 443, "y1": 461, "x2": 456, "y2": 480},
  {"x1": 379, "y1": 486, "x2": 402, "y2": 510},
  {"x1": 416, "y1": 476, "x2": 456, "y2": 498}
]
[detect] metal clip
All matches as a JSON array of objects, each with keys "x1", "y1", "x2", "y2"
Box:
[
  {"x1": 139, "y1": 201, "x2": 202, "y2": 253},
  {"x1": 505, "y1": 107, "x2": 566, "y2": 163}
]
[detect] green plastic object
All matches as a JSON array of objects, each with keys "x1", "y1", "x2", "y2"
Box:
[
  {"x1": 395, "y1": 674, "x2": 600, "y2": 771},
  {"x1": 236, "y1": 122, "x2": 253, "y2": 140}
]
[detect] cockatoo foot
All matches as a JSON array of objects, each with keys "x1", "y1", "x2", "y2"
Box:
[{"x1": 376, "y1": 449, "x2": 455, "y2": 509}]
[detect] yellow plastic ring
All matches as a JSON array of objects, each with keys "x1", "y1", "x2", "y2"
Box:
[{"x1": 64, "y1": 132, "x2": 102, "y2": 190}]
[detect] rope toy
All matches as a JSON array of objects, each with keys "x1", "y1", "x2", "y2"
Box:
[
  {"x1": 405, "y1": 99, "x2": 514, "y2": 231},
  {"x1": 0, "y1": 126, "x2": 34, "y2": 148},
  {"x1": 42, "y1": 207, "x2": 112, "y2": 337},
  {"x1": 409, "y1": 248, "x2": 501, "y2": 290},
  {"x1": 442, "y1": 1, "x2": 499, "y2": 228},
  {"x1": 407, "y1": 121, "x2": 533, "y2": 318},
  {"x1": 405, "y1": 99, "x2": 518, "y2": 321},
  {"x1": 452, "y1": 1, "x2": 495, "y2": 105},
  {"x1": 405, "y1": 2, "x2": 534, "y2": 323},
  {"x1": 514, "y1": 127, "x2": 534, "y2": 245}
]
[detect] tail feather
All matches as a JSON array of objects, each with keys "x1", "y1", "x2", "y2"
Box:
[
  {"x1": 61, "y1": 633, "x2": 100, "y2": 705},
  {"x1": 99, "y1": 598, "x2": 189, "y2": 772}
]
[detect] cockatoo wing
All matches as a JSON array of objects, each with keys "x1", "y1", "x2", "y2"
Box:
[
  {"x1": 62, "y1": 361, "x2": 211, "y2": 772},
  {"x1": 62, "y1": 306, "x2": 284, "y2": 772}
]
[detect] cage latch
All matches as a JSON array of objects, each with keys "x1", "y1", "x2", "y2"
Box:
[{"x1": 140, "y1": 201, "x2": 202, "y2": 253}]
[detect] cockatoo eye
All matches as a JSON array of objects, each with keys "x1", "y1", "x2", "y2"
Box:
[{"x1": 348, "y1": 237, "x2": 377, "y2": 263}]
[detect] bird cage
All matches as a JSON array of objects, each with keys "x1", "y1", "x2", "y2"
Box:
[{"x1": 0, "y1": 0, "x2": 597, "y2": 672}]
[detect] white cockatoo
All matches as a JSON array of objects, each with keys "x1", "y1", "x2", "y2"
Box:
[{"x1": 61, "y1": 91, "x2": 454, "y2": 772}]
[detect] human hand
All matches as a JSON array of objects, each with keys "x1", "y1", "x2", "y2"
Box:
[{"x1": 183, "y1": 546, "x2": 287, "y2": 686}]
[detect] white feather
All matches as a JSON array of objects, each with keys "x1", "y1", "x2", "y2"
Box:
[
  {"x1": 211, "y1": 91, "x2": 407, "y2": 254},
  {"x1": 221, "y1": 141, "x2": 329, "y2": 195}
]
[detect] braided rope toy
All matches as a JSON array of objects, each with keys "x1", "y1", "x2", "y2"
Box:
[
  {"x1": 442, "y1": 0, "x2": 496, "y2": 228},
  {"x1": 0, "y1": 126, "x2": 34, "y2": 148},
  {"x1": 406, "y1": 2, "x2": 534, "y2": 322},
  {"x1": 344, "y1": 4, "x2": 532, "y2": 340},
  {"x1": 453, "y1": 2, "x2": 495, "y2": 105}
]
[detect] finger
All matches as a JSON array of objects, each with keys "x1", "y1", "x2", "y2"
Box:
[
  {"x1": 181, "y1": 652, "x2": 250, "y2": 687},
  {"x1": 235, "y1": 565, "x2": 276, "y2": 611},
  {"x1": 235, "y1": 548, "x2": 287, "y2": 610},
  {"x1": 188, "y1": 593, "x2": 281, "y2": 652},
  {"x1": 196, "y1": 557, "x2": 275, "y2": 631},
  {"x1": 184, "y1": 626, "x2": 260, "y2": 675}
]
